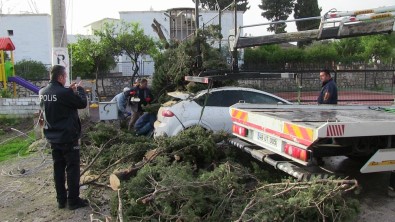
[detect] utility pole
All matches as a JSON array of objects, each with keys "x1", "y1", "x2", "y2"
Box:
[
  {"x1": 195, "y1": 0, "x2": 202, "y2": 69},
  {"x1": 232, "y1": 0, "x2": 238, "y2": 72},
  {"x1": 218, "y1": 5, "x2": 222, "y2": 52},
  {"x1": 51, "y1": 0, "x2": 67, "y2": 48},
  {"x1": 51, "y1": 0, "x2": 70, "y2": 84}
]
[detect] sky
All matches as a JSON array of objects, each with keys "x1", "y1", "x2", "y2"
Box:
[{"x1": 1, "y1": 0, "x2": 394, "y2": 36}]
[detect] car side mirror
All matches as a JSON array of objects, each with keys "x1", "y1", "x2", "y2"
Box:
[{"x1": 238, "y1": 100, "x2": 245, "y2": 103}]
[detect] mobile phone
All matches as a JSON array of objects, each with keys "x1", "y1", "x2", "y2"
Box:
[{"x1": 76, "y1": 76, "x2": 81, "y2": 83}]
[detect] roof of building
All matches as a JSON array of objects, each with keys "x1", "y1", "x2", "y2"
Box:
[
  {"x1": 84, "y1": 18, "x2": 120, "y2": 28},
  {"x1": 0, "y1": 37, "x2": 15, "y2": 51}
]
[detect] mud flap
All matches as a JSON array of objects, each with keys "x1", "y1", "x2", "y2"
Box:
[{"x1": 360, "y1": 148, "x2": 395, "y2": 173}]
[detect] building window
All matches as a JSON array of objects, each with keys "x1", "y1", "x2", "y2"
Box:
[{"x1": 7, "y1": 30, "x2": 14, "y2": 36}]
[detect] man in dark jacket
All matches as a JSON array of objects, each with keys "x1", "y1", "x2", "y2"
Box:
[
  {"x1": 39, "y1": 65, "x2": 88, "y2": 210},
  {"x1": 317, "y1": 69, "x2": 338, "y2": 104},
  {"x1": 128, "y1": 78, "x2": 153, "y2": 130}
]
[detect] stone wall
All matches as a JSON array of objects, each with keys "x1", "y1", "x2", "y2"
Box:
[
  {"x1": 0, "y1": 76, "x2": 144, "y2": 117},
  {"x1": 1, "y1": 71, "x2": 393, "y2": 99},
  {"x1": 0, "y1": 76, "x2": 137, "y2": 100},
  {"x1": 238, "y1": 70, "x2": 395, "y2": 92}
]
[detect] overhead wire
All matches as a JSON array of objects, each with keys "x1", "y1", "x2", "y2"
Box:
[{"x1": 67, "y1": 0, "x2": 74, "y2": 81}]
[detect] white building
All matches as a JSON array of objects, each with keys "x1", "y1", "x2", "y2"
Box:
[
  {"x1": 0, "y1": 14, "x2": 51, "y2": 65},
  {"x1": 86, "y1": 8, "x2": 243, "y2": 76},
  {"x1": 83, "y1": 18, "x2": 120, "y2": 35},
  {"x1": 0, "y1": 9, "x2": 243, "y2": 76}
]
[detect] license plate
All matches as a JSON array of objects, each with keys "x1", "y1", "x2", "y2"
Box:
[{"x1": 256, "y1": 132, "x2": 280, "y2": 150}]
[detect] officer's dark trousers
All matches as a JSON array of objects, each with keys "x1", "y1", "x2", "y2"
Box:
[
  {"x1": 51, "y1": 143, "x2": 80, "y2": 204},
  {"x1": 390, "y1": 171, "x2": 395, "y2": 189}
]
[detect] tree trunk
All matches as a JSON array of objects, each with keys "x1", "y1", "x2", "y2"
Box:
[
  {"x1": 95, "y1": 66, "x2": 101, "y2": 102},
  {"x1": 131, "y1": 54, "x2": 140, "y2": 84}
]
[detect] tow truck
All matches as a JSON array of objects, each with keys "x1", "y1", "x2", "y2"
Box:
[
  {"x1": 229, "y1": 104, "x2": 395, "y2": 180},
  {"x1": 186, "y1": 5, "x2": 395, "y2": 179}
]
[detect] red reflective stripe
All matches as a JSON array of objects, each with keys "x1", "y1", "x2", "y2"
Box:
[
  {"x1": 327, "y1": 125, "x2": 345, "y2": 137},
  {"x1": 334, "y1": 125, "x2": 339, "y2": 136},
  {"x1": 231, "y1": 109, "x2": 237, "y2": 118},
  {"x1": 299, "y1": 127, "x2": 311, "y2": 141},
  {"x1": 285, "y1": 123, "x2": 313, "y2": 142},
  {"x1": 232, "y1": 118, "x2": 313, "y2": 146},
  {"x1": 285, "y1": 123, "x2": 296, "y2": 137}
]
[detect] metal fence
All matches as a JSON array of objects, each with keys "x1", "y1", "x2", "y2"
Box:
[
  {"x1": 111, "y1": 61, "x2": 155, "y2": 76},
  {"x1": 12, "y1": 61, "x2": 155, "y2": 80},
  {"x1": 9, "y1": 61, "x2": 395, "y2": 105},
  {"x1": 238, "y1": 66, "x2": 395, "y2": 105}
]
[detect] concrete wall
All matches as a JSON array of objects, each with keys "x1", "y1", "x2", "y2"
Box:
[
  {"x1": 0, "y1": 97, "x2": 40, "y2": 117},
  {"x1": 0, "y1": 96, "x2": 90, "y2": 118}
]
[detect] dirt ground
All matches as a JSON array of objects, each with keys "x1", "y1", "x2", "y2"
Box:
[
  {"x1": 0, "y1": 143, "x2": 112, "y2": 222},
  {"x1": 0, "y1": 108, "x2": 394, "y2": 221},
  {"x1": 327, "y1": 156, "x2": 395, "y2": 222},
  {"x1": 0, "y1": 109, "x2": 113, "y2": 222}
]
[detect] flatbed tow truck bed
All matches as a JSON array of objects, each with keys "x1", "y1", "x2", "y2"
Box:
[{"x1": 229, "y1": 104, "x2": 395, "y2": 180}]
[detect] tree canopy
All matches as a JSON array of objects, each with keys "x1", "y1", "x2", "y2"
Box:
[
  {"x1": 193, "y1": 0, "x2": 250, "y2": 12},
  {"x1": 95, "y1": 21, "x2": 158, "y2": 82},
  {"x1": 68, "y1": 37, "x2": 117, "y2": 80},
  {"x1": 152, "y1": 30, "x2": 229, "y2": 98},
  {"x1": 68, "y1": 36, "x2": 119, "y2": 98},
  {"x1": 294, "y1": 0, "x2": 321, "y2": 47},
  {"x1": 259, "y1": 0, "x2": 294, "y2": 33},
  {"x1": 243, "y1": 34, "x2": 395, "y2": 68},
  {"x1": 14, "y1": 60, "x2": 48, "y2": 80}
]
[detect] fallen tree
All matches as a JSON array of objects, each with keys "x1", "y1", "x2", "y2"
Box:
[{"x1": 81, "y1": 122, "x2": 360, "y2": 221}]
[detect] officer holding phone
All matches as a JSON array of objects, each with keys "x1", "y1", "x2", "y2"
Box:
[{"x1": 39, "y1": 65, "x2": 88, "y2": 210}]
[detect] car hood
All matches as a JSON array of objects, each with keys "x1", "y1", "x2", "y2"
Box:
[{"x1": 167, "y1": 91, "x2": 193, "y2": 100}]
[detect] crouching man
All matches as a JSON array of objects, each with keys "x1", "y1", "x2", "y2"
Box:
[{"x1": 134, "y1": 112, "x2": 157, "y2": 136}]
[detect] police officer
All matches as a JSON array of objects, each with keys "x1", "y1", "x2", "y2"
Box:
[
  {"x1": 39, "y1": 65, "x2": 88, "y2": 210},
  {"x1": 317, "y1": 69, "x2": 338, "y2": 104}
]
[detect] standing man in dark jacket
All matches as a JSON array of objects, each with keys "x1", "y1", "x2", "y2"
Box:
[
  {"x1": 39, "y1": 65, "x2": 88, "y2": 210},
  {"x1": 317, "y1": 69, "x2": 338, "y2": 104},
  {"x1": 128, "y1": 78, "x2": 153, "y2": 130}
]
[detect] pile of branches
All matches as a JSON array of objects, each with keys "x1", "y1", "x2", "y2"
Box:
[{"x1": 81, "y1": 123, "x2": 359, "y2": 221}]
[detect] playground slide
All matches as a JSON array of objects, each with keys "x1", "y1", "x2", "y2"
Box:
[{"x1": 8, "y1": 76, "x2": 40, "y2": 94}]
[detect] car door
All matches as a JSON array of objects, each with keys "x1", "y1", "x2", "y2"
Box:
[{"x1": 198, "y1": 90, "x2": 245, "y2": 132}]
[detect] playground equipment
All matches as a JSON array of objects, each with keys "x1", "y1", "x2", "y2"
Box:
[
  {"x1": 0, "y1": 37, "x2": 15, "y2": 93},
  {"x1": 0, "y1": 37, "x2": 40, "y2": 95}
]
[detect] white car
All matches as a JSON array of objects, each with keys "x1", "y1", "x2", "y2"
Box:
[{"x1": 154, "y1": 87, "x2": 291, "y2": 137}]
